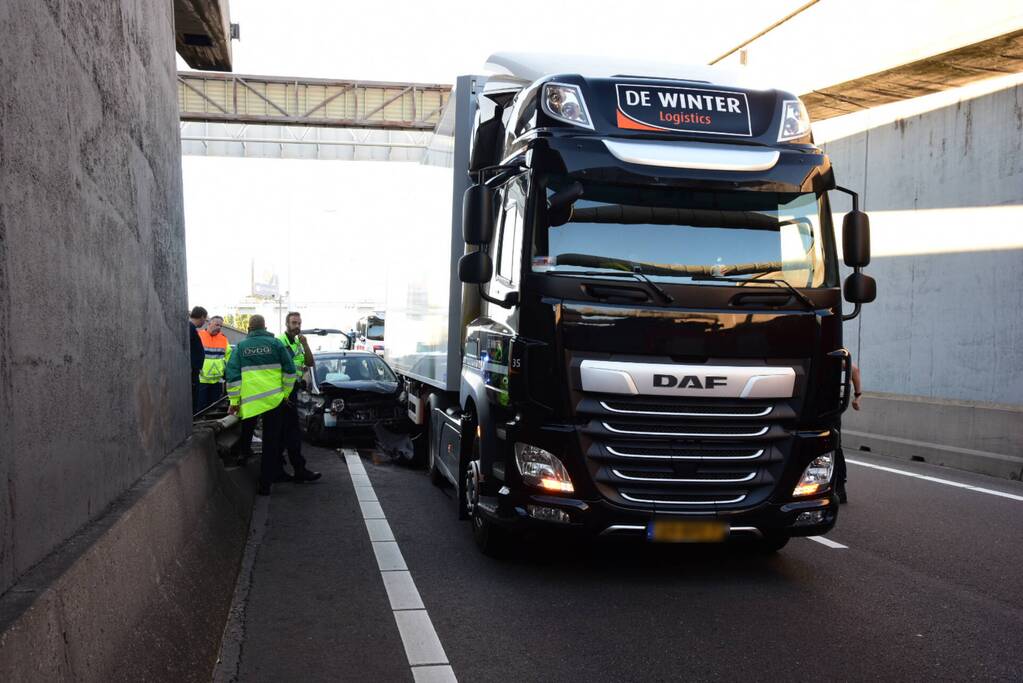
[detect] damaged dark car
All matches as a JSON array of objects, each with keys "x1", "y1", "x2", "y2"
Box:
[{"x1": 295, "y1": 351, "x2": 407, "y2": 445}]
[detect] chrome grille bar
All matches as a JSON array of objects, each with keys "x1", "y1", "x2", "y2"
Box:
[
  {"x1": 606, "y1": 446, "x2": 765, "y2": 461},
  {"x1": 619, "y1": 493, "x2": 747, "y2": 505},
  {"x1": 603, "y1": 423, "x2": 770, "y2": 438},
  {"x1": 611, "y1": 469, "x2": 757, "y2": 483},
  {"x1": 600, "y1": 401, "x2": 772, "y2": 418}
]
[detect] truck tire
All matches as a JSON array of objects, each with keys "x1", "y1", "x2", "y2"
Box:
[
  {"x1": 465, "y1": 423, "x2": 510, "y2": 557},
  {"x1": 752, "y1": 532, "x2": 790, "y2": 554}
]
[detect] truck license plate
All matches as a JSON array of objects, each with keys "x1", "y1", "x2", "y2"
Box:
[{"x1": 648, "y1": 519, "x2": 728, "y2": 543}]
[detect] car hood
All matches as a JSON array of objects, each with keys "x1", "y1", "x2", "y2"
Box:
[{"x1": 317, "y1": 380, "x2": 399, "y2": 396}]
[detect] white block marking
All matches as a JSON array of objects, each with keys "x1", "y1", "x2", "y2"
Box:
[
  {"x1": 807, "y1": 535, "x2": 848, "y2": 549},
  {"x1": 355, "y1": 486, "x2": 378, "y2": 502},
  {"x1": 412, "y1": 665, "x2": 458, "y2": 683},
  {"x1": 365, "y1": 518, "x2": 396, "y2": 542},
  {"x1": 360, "y1": 501, "x2": 386, "y2": 519},
  {"x1": 848, "y1": 459, "x2": 1023, "y2": 502},
  {"x1": 343, "y1": 447, "x2": 454, "y2": 679},
  {"x1": 382, "y1": 571, "x2": 425, "y2": 610},
  {"x1": 394, "y1": 610, "x2": 449, "y2": 666},
  {"x1": 371, "y1": 541, "x2": 408, "y2": 571}
]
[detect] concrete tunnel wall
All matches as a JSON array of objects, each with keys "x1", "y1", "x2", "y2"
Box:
[
  {"x1": 0, "y1": 0, "x2": 191, "y2": 594},
  {"x1": 822, "y1": 80, "x2": 1023, "y2": 472},
  {"x1": 823, "y1": 81, "x2": 1023, "y2": 405}
]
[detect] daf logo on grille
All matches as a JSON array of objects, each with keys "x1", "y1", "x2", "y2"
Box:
[{"x1": 653, "y1": 374, "x2": 727, "y2": 390}]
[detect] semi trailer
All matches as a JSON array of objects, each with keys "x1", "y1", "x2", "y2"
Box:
[{"x1": 384, "y1": 53, "x2": 876, "y2": 554}]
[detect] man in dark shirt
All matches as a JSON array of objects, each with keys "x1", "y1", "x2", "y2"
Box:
[{"x1": 189, "y1": 306, "x2": 208, "y2": 414}]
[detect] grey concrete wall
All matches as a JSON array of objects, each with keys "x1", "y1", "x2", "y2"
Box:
[
  {"x1": 824, "y1": 82, "x2": 1023, "y2": 406},
  {"x1": 0, "y1": 1, "x2": 190, "y2": 594},
  {"x1": 0, "y1": 431, "x2": 254, "y2": 682}
]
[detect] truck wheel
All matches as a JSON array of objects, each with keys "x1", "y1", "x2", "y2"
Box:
[
  {"x1": 753, "y1": 532, "x2": 790, "y2": 554},
  {"x1": 465, "y1": 429, "x2": 509, "y2": 557}
]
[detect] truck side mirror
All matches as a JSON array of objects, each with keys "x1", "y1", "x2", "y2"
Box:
[
  {"x1": 843, "y1": 272, "x2": 877, "y2": 304},
  {"x1": 462, "y1": 185, "x2": 496, "y2": 245},
  {"x1": 842, "y1": 210, "x2": 871, "y2": 267},
  {"x1": 458, "y1": 250, "x2": 493, "y2": 284}
]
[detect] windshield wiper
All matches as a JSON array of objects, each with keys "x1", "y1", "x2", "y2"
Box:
[
  {"x1": 547, "y1": 269, "x2": 674, "y2": 304},
  {"x1": 630, "y1": 265, "x2": 674, "y2": 304},
  {"x1": 690, "y1": 273, "x2": 816, "y2": 309}
]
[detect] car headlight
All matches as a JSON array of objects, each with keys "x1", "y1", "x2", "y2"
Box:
[
  {"x1": 514, "y1": 443, "x2": 574, "y2": 493},
  {"x1": 777, "y1": 99, "x2": 811, "y2": 142},
  {"x1": 792, "y1": 452, "x2": 834, "y2": 497},
  {"x1": 541, "y1": 82, "x2": 594, "y2": 130}
]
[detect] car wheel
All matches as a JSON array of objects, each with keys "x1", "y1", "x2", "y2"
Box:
[{"x1": 465, "y1": 423, "x2": 510, "y2": 557}]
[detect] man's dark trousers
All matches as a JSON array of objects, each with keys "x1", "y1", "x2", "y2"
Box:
[
  {"x1": 281, "y1": 400, "x2": 308, "y2": 476},
  {"x1": 196, "y1": 382, "x2": 224, "y2": 414},
  {"x1": 259, "y1": 403, "x2": 287, "y2": 487}
]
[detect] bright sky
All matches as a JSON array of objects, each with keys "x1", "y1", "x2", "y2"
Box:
[
  {"x1": 181, "y1": 1, "x2": 1021, "y2": 329},
  {"x1": 182, "y1": 0, "x2": 812, "y2": 326}
]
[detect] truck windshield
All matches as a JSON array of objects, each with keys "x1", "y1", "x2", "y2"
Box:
[{"x1": 533, "y1": 179, "x2": 834, "y2": 288}]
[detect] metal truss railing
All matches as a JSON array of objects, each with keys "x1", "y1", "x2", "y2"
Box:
[{"x1": 178, "y1": 71, "x2": 452, "y2": 131}]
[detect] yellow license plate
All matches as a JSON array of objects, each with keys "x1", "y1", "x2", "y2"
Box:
[{"x1": 648, "y1": 520, "x2": 729, "y2": 543}]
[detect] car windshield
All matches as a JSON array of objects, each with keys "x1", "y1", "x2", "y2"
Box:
[
  {"x1": 366, "y1": 324, "x2": 384, "y2": 340},
  {"x1": 313, "y1": 355, "x2": 396, "y2": 386},
  {"x1": 533, "y1": 179, "x2": 835, "y2": 288}
]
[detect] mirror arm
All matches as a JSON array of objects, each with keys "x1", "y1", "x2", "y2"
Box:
[
  {"x1": 477, "y1": 284, "x2": 519, "y2": 309},
  {"x1": 834, "y1": 185, "x2": 859, "y2": 212}
]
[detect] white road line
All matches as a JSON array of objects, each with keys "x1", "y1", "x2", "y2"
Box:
[
  {"x1": 343, "y1": 448, "x2": 455, "y2": 680},
  {"x1": 354, "y1": 486, "x2": 378, "y2": 502},
  {"x1": 848, "y1": 459, "x2": 1023, "y2": 502},
  {"x1": 365, "y1": 518, "x2": 396, "y2": 542},
  {"x1": 382, "y1": 571, "x2": 425, "y2": 610},
  {"x1": 394, "y1": 610, "x2": 449, "y2": 665},
  {"x1": 372, "y1": 542, "x2": 408, "y2": 571},
  {"x1": 807, "y1": 535, "x2": 848, "y2": 549},
  {"x1": 412, "y1": 665, "x2": 458, "y2": 683},
  {"x1": 360, "y1": 501, "x2": 386, "y2": 519}
]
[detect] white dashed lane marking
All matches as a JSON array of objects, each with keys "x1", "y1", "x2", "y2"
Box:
[
  {"x1": 806, "y1": 535, "x2": 849, "y2": 549},
  {"x1": 848, "y1": 459, "x2": 1023, "y2": 502},
  {"x1": 343, "y1": 449, "x2": 457, "y2": 683}
]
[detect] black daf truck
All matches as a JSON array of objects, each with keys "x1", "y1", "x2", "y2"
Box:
[{"x1": 385, "y1": 54, "x2": 876, "y2": 554}]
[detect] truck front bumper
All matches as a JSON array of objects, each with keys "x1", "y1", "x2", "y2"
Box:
[{"x1": 476, "y1": 485, "x2": 838, "y2": 541}]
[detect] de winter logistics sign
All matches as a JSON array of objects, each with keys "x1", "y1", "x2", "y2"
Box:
[{"x1": 615, "y1": 83, "x2": 752, "y2": 137}]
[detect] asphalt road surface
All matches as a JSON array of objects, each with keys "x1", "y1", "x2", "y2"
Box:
[{"x1": 221, "y1": 444, "x2": 1023, "y2": 682}]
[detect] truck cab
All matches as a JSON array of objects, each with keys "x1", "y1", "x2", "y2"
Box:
[{"x1": 403, "y1": 54, "x2": 875, "y2": 554}]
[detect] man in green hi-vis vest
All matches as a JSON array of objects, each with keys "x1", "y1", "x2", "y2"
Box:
[
  {"x1": 226, "y1": 314, "x2": 299, "y2": 495},
  {"x1": 277, "y1": 311, "x2": 321, "y2": 485}
]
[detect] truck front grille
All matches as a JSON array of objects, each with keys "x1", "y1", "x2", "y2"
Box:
[{"x1": 576, "y1": 395, "x2": 790, "y2": 512}]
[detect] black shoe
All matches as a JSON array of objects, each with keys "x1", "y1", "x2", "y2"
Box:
[
  {"x1": 295, "y1": 469, "x2": 322, "y2": 483},
  {"x1": 258, "y1": 482, "x2": 272, "y2": 496}
]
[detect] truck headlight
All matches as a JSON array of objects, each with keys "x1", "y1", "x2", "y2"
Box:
[
  {"x1": 515, "y1": 443, "x2": 575, "y2": 493},
  {"x1": 792, "y1": 452, "x2": 834, "y2": 497},
  {"x1": 777, "y1": 99, "x2": 811, "y2": 142},
  {"x1": 542, "y1": 83, "x2": 594, "y2": 130}
]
